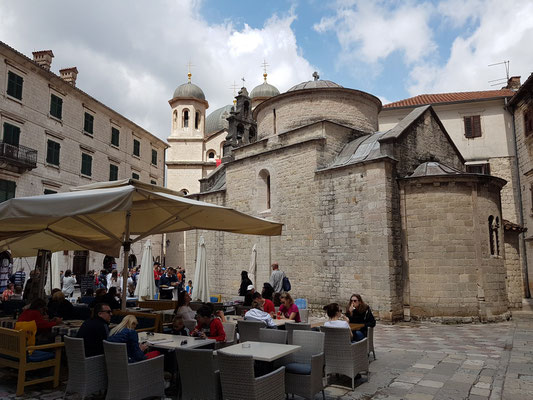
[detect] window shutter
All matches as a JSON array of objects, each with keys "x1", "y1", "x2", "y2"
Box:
[
  {"x1": 472, "y1": 115, "x2": 481, "y2": 137},
  {"x1": 525, "y1": 109, "x2": 533, "y2": 136},
  {"x1": 464, "y1": 117, "x2": 472, "y2": 138}
]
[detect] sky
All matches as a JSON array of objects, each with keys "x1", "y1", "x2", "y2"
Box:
[{"x1": 1, "y1": 0, "x2": 532, "y2": 141}]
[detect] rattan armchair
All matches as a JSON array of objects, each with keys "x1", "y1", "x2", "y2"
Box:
[
  {"x1": 284, "y1": 330, "x2": 325, "y2": 400},
  {"x1": 319, "y1": 326, "x2": 369, "y2": 389},
  {"x1": 176, "y1": 348, "x2": 222, "y2": 400},
  {"x1": 259, "y1": 328, "x2": 287, "y2": 344},
  {"x1": 64, "y1": 336, "x2": 107, "y2": 399},
  {"x1": 237, "y1": 320, "x2": 264, "y2": 342},
  {"x1": 217, "y1": 351, "x2": 285, "y2": 400},
  {"x1": 102, "y1": 340, "x2": 165, "y2": 400},
  {"x1": 285, "y1": 322, "x2": 311, "y2": 344},
  {"x1": 368, "y1": 326, "x2": 376, "y2": 360}
]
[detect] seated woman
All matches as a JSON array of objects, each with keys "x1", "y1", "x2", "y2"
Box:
[
  {"x1": 345, "y1": 293, "x2": 376, "y2": 342},
  {"x1": 191, "y1": 305, "x2": 226, "y2": 342},
  {"x1": 107, "y1": 315, "x2": 160, "y2": 362},
  {"x1": 279, "y1": 292, "x2": 301, "y2": 323},
  {"x1": 18, "y1": 298, "x2": 62, "y2": 343},
  {"x1": 173, "y1": 291, "x2": 196, "y2": 321},
  {"x1": 245, "y1": 300, "x2": 277, "y2": 328},
  {"x1": 323, "y1": 303, "x2": 353, "y2": 340},
  {"x1": 47, "y1": 290, "x2": 74, "y2": 320},
  {"x1": 2, "y1": 283, "x2": 14, "y2": 301},
  {"x1": 170, "y1": 315, "x2": 190, "y2": 336}
]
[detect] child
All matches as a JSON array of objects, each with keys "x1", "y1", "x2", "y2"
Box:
[
  {"x1": 170, "y1": 315, "x2": 189, "y2": 336},
  {"x1": 185, "y1": 280, "x2": 193, "y2": 295}
]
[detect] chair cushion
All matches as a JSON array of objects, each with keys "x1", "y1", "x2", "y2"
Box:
[
  {"x1": 285, "y1": 362, "x2": 311, "y2": 375},
  {"x1": 28, "y1": 350, "x2": 55, "y2": 362}
]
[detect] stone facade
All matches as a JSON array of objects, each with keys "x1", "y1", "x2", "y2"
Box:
[{"x1": 0, "y1": 41, "x2": 167, "y2": 276}]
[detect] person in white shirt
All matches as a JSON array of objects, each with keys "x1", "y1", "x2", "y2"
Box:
[
  {"x1": 323, "y1": 302, "x2": 353, "y2": 340},
  {"x1": 244, "y1": 300, "x2": 277, "y2": 328},
  {"x1": 61, "y1": 269, "x2": 77, "y2": 298},
  {"x1": 107, "y1": 270, "x2": 123, "y2": 294}
]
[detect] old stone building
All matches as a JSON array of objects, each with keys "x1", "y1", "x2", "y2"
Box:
[
  {"x1": 166, "y1": 72, "x2": 515, "y2": 322},
  {"x1": 509, "y1": 73, "x2": 533, "y2": 299},
  {"x1": 379, "y1": 82, "x2": 525, "y2": 309},
  {"x1": 0, "y1": 41, "x2": 168, "y2": 276}
]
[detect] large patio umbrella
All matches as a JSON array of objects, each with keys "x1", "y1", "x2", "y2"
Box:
[
  {"x1": 248, "y1": 244, "x2": 257, "y2": 287},
  {"x1": 0, "y1": 179, "x2": 282, "y2": 309},
  {"x1": 191, "y1": 236, "x2": 209, "y2": 302},
  {"x1": 44, "y1": 251, "x2": 61, "y2": 295},
  {"x1": 134, "y1": 239, "x2": 157, "y2": 300}
]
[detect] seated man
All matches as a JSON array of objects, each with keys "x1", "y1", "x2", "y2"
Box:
[
  {"x1": 244, "y1": 300, "x2": 277, "y2": 329},
  {"x1": 18, "y1": 298, "x2": 62, "y2": 343},
  {"x1": 76, "y1": 302, "x2": 112, "y2": 356}
]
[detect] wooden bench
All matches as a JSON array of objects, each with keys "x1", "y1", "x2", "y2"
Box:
[
  {"x1": 138, "y1": 300, "x2": 177, "y2": 311},
  {"x1": 111, "y1": 310, "x2": 162, "y2": 333},
  {"x1": 0, "y1": 327, "x2": 64, "y2": 396}
]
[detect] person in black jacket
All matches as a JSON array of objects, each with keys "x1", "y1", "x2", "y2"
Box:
[
  {"x1": 238, "y1": 271, "x2": 252, "y2": 297},
  {"x1": 76, "y1": 302, "x2": 111, "y2": 356},
  {"x1": 345, "y1": 293, "x2": 376, "y2": 342},
  {"x1": 47, "y1": 290, "x2": 74, "y2": 320}
]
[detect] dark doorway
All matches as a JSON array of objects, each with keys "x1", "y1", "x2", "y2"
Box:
[{"x1": 73, "y1": 250, "x2": 88, "y2": 279}]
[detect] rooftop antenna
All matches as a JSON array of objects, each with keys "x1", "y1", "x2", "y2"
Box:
[{"x1": 488, "y1": 60, "x2": 509, "y2": 87}]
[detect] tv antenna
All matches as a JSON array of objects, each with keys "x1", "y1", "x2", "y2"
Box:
[{"x1": 488, "y1": 60, "x2": 509, "y2": 87}]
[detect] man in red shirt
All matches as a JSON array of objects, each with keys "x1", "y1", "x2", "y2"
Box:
[
  {"x1": 153, "y1": 262, "x2": 162, "y2": 288},
  {"x1": 192, "y1": 305, "x2": 226, "y2": 342},
  {"x1": 18, "y1": 298, "x2": 62, "y2": 343}
]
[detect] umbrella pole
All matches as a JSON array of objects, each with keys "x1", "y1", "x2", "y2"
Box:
[{"x1": 121, "y1": 212, "x2": 131, "y2": 311}]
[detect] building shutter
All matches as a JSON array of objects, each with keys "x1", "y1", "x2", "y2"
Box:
[
  {"x1": 464, "y1": 115, "x2": 481, "y2": 138},
  {"x1": 525, "y1": 108, "x2": 533, "y2": 137}
]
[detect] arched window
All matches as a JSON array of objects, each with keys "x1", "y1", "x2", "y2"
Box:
[
  {"x1": 220, "y1": 141, "x2": 225, "y2": 155},
  {"x1": 181, "y1": 188, "x2": 189, "y2": 195},
  {"x1": 207, "y1": 150, "x2": 216, "y2": 159},
  {"x1": 249, "y1": 127, "x2": 256, "y2": 143},
  {"x1": 488, "y1": 215, "x2": 500, "y2": 256},
  {"x1": 173, "y1": 110, "x2": 178, "y2": 129},
  {"x1": 183, "y1": 109, "x2": 189, "y2": 128},
  {"x1": 195, "y1": 111, "x2": 200, "y2": 129},
  {"x1": 237, "y1": 124, "x2": 244, "y2": 144},
  {"x1": 258, "y1": 169, "x2": 271, "y2": 211}
]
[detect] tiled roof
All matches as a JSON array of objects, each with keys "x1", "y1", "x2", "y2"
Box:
[{"x1": 384, "y1": 89, "x2": 516, "y2": 109}]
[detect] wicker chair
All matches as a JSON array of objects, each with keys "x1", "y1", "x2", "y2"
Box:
[
  {"x1": 102, "y1": 340, "x2": 165, "y2": 400},
  {"x1": 237, "y1": 320, "x2": 264, "y2": 342},
  {"x1": 319, "y1": 326, "x2": 369, "y2": 390},
  {"x1": 176, "y1": 348, "x2": 222, "y2": 400},
  {"x1": 284, "y1": 330, "x2": 325, "y2": 400},
  {"x1": 259, "y1": 328, "x2": 287, "y2": 344},
  {"x1": 299, "y1": 309, "x2": 309, "y2": 323},
  {"x1": 222, "y1": 322, "x2": 236, "y2": 345},
  {"x1": 217, "y1": 351, "x2": 285, "y2": 400},
  {"x1": 64, "y1": 336, "x2": 107, "y2": 399},
  {"x1": 367, "y1": 326, "x2": 376, "y2": 360},
  {"x1": 285, "y1": 322, "x2": 311, "y2": 344}
]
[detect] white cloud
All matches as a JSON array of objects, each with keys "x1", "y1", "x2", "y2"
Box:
[
  {"x1": 314, "y1": 0, "x2": 436, "y2": 66},
  {"x1": 408, "y1": 0, "x2": 533, "y2": 95},
  {"x1": 0, "y1": 0, "x2": 315, "y2": 140}
]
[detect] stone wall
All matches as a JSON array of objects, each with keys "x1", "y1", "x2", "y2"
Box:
[
  {"x1": 504, "y1": 231, "x2": 524, "y2": 308},
  {"x1": 255, "y1": 89, "x2": 381, "y2": 139},
  {"x1": 489, "y1": 156, "x2": 520, "y2": 223},
  {"x1": 401, "y1": 177, "x2": 509, "y2": 320}
]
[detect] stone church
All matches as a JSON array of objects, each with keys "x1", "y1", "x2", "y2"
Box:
[{"x1": 166, "y1": 72, "x2": 518, "y2": 322}]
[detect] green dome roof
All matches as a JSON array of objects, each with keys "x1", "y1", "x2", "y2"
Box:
[
  {"x1": 205, "y1": 104, "x2": 233, "y2": 135},
  {"x1": 250, "y1": 81, "x2": 280, "y2": 99},
  {"x1": 173, "y1": 81, "x2": 205, "y2": 101}
]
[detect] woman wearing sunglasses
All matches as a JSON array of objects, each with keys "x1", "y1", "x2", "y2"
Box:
[{"x1": 346, "y1": 294, "x2": 376, "y2": 342}]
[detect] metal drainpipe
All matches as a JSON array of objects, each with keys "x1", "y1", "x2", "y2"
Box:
[{"x1": 506, "y1": 99, "x2": 531, "y2": 298}]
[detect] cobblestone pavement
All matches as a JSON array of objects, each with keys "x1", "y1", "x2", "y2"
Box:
[{"x1": 1, "y1": 313, "x2": 532, "y2": 399}]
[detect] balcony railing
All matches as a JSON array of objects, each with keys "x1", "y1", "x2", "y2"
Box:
[{"x1": 0, "y1": 141, "x2": 38, "y2": 171}]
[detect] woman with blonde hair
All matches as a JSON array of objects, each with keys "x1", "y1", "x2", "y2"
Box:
[
  {"x1": 279, "y1": 292, "x2": 301, "y2": 322},
  {"x1": 107, "y1": 315, "x2": 160, "y2": 362}
]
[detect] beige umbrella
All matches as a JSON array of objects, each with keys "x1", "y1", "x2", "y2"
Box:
[
  {"x1": 248, "y1": 244, "x2": 257, "y2": 287},
  {"x1": 191, "y1": 236, "x2": 209, "y2": 302},
  {"x1": 0, "y1": 179, "x2": 283, "y2": 309},
  {"x1": 134, "y1": 240, "x2": 157, "y2": 300}
]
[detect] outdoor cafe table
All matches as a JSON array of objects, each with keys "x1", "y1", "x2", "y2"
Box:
[
  {"x1": 217, "y1": 341, "x2": 301, "y2": 362},
  {"x1": 138, "y1": 332, "x2": 215, "y2": 350},
  {"x1": 225, "y1": 315, "x2": 287, "y2": 327}
]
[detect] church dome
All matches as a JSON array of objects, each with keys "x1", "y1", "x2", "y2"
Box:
[
  {"x1": 287, "y1": 72, "x2": 342, "y2": 92},
  {"x1": 205, "y1": 104, "x2": 233, "y2": 135},
  {"x1": 172, "y1": 81, "x2": 205, "y2": 101},
  {"x1": 250, "y1": 81, "x2": 280, "y2": 99}
]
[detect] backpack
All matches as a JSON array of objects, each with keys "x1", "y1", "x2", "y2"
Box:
[{"x1": 282, "y1": 276, "x2": 291, "y2": 292}]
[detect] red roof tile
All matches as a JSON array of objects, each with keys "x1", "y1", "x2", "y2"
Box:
[{"x1": 384, "y1": 89, "x2": 516, "y2": 109}]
